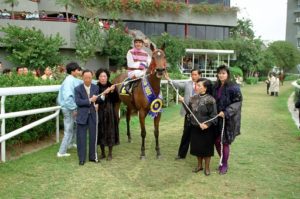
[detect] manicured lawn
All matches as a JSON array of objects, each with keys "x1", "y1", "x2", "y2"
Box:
[{"x1": 0, "y1": 82, "x2": 300, "y2": 198}]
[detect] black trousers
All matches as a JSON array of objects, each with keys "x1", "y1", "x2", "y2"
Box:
[
  {"x1": 77, "y1": 115, "x2": 97, "y2": 162},
  {"x1": 177, "y1": 115, "x2": 191, "y2": 158}
]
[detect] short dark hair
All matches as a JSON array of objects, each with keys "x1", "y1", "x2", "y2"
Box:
[
  {"x1": 82, "y1": 69, "x2": 93, "y2": 76},
  {"x1": 95, "y1": 68, "x2": 110, "y2": 80},
  {"x1": 66, "y1": 62, "x2": 81, "y2": 74},
  {"x1": 191, "y1": 69, "x2": 201, "y2": 76},
  {"x1": 197, "y1": 78, "x2": 213, "y2": 95},
  {"x1": 16, "y1": 66, "x2": 22, "y2": 72}
]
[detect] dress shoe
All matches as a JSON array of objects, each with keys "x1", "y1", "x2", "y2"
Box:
[
  {"x1": 192, "y1": 167, "x2": 203, "y2": 173},
  {"x1": 219, "y1": 165, "x2": 228, "y2": 175},
  {"x1": 89, "y1": 159, "x2": 99, "y2": 163},
  {"x1": 100, "y1": 154, "x2": 106, "y2": 160},
  {"x1": 204, "y1": 169, "x2": 211, "y2": 176},
  {"x1": 106, "y1": 155, "x2": 112, "y2": 161},
  {"x1": 79, "y1": 161, "x2": 85, "y2": 166},
  {"x1": 175, "y1": 156, "x2": 185, "y2": 160}
]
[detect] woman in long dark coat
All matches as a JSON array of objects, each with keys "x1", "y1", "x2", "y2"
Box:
[
  {"x1": 213, "y1": 65, "x2": 242, "y2": 175},
  {"x1": 96, "y1": 69, "x2": 120, "y2": 161},
  {"x1": 179, "y1": 78, "x2": 217, "y2": 176}
]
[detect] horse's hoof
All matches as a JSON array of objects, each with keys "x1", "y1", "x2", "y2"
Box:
[
  {"x1": 140, "y1": 156, "x2": 146, "y2": 160},
  {"x1": 128, "y1": 138, "x2": 132, "y2": 143},
  {"x1": 156, "y1": 155, "x2": 162, "y2": 159}
]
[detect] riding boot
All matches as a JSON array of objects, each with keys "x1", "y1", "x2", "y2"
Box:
[
  {"x1": 107, "y1": 146, "x2": 113, "y2": 161},
  {"x1": 124, "y1": 78, "x2": 132, "y2": 94},
  {"x1": 219, "y1": 144, "x2": 230, "y2": 175},
  {"x1": 100, "y1": 144, "x2": 106, "y2": 159}
]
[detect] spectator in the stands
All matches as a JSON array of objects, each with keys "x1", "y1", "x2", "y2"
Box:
[
  {"x1": 70, "y1": 14, "x2": 77, "y2": 22},
  {"x1": 2, "y1": 9, "x2": 10, "y2": 19},
  {"x1": 41, "y1": 67, "x2": 53, "y2": 80},
  {"x1": 40, "y1": 10, "x2": 47, "y2": 19},
  {"x1": 57, "y1": 13, "x2": 64, "y2": 20}
]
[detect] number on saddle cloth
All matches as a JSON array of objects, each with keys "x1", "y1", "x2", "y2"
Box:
[{"x1": 120, "y1": 77, "x2": 139, "y2": 95}]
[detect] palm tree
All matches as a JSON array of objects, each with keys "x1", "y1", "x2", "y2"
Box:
[
  {"x1": 4, "y1": 0, "x2": 19, "y2": 19},
  {"x1": 55, "y1": 0, "x2": 74, "y2": 22}
]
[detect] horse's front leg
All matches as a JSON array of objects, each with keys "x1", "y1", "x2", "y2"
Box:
[
  {"x1": 154, "y1": 113, "x2": 161, "y2": 159},
  {"x1": 139, "y1": 110, "x2": 147, "y2": 159}
]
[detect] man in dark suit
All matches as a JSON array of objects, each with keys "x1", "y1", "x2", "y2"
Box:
[
  {"x1": 75, "y1": 70, "x2": 99, "y2": 165},
  {"x1": 165, "y1": 69, "x2": 201, "y2": 159}
]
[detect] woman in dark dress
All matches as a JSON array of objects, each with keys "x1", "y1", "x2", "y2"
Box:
[
  {"x1": 213, "y1": 65, "x2": 242, "y2": 175},
  {"x1": 95, "y1": 69, "x2": 120, "y2": 161},
  {"x1": 179, "y1": 78, "x2": 217, "y2": 176}
]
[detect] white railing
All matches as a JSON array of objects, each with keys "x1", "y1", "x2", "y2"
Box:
[{"x1": 0, "y1": 85, "x2": 61, "y2": 162}]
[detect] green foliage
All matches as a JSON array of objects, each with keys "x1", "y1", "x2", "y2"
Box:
[
  {"x1": 102, "y1": 27, "x2": 132, "y2": 67},
  {"x1": 191, "y1": 3, "x2": 238, "y2": 15},
  {"x1": 284, "y1": 73, "x2": 299, "y2": 81},
  {"x1": 0, "y1": 74, "x2": 62, "y2": 145},
  {"x1": 229, "y1": 66, "x2": 243, "y2": 78},
  {"x1": 73, "y1": 0, "x2": 237, "y2": 16},
  {"x1": 267, "y1": 41, "x2": 300, "y2": 71},
  {"x1": 0, "y1": 25, "x2": 65, "y2": 70},
  {"x1": 230, "y1": 19, "x2": 255, "y2": 40},
  {"x1": 245, "y1": 77, "x2": 258, "y2": 85},
  {"x1": 75, "y1": 18, "x2": 106, "y2": 66},
  {"x1": 152, "y1": 33, "x2": 185, "y2": 72}
]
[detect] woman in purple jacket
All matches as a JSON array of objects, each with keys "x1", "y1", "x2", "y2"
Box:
[{"x1": 213, "y1": 65, "x2": 243, "y2": 175}]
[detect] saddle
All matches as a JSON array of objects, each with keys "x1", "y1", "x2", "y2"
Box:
[{"x1": 120, "y1": 78, "x2": 140, "y2": 95}]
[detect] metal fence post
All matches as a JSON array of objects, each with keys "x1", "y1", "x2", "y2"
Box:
[
  {"x1": 1, "y1": 96, "x2": 6, "y2": 162},
  {"x1": 56, "y1": 111, "x2": 60, "y2": 143}
]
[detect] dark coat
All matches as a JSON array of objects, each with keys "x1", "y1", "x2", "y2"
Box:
[
  {"x1": 75, "y1": 83, "x2": 99, "y2": 125},
  {"x1": 213, "y1": 82, "x2": 242, "y2": 144},
  {"x1": 97, "y1": 82, "x2": 120, "y2": 146}
]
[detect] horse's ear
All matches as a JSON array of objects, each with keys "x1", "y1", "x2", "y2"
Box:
[
  {"x1": 150, "y1": 43, "x2": 155, "y2": 52},
  {"x1": 160, "y1": 43, "x2": 166, "y2": 51}
]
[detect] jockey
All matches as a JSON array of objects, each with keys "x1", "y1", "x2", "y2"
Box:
[{"x1": 123, "y1": 36, "x2": 151, "y2": 94}]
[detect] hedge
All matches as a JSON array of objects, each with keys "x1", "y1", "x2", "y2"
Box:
[{"x1": 0, "y1": 73, "x2": 62, "y2": 145}]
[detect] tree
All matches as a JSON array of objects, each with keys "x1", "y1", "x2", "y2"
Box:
[
  {"x1": 0, "y1": 25, "x2": 65, "y2": 69},
  {"x1": 4, "y1": 0, "x2": 19, "y2": 19},
  {"x1": 230, "y1": 18, "x2": 255, "y2": 40},
  {"x1": 55, "y1": 0, "x2": 74, "y2": 22},
  {"x1": 102, "y1": 27, "x2": 132, "y2": 67},
  {"x1": 267, "y1": 41, "x2": 300, "y2": 71},
  {"x1": 152, "y1": 33, "x2": 185, "y2": 72},
  {"x1": 75, "y1": 18, "x2": 106, "y2": 66}
]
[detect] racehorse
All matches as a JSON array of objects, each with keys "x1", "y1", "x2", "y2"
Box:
[
  {"x1": 278, "y1": 72, "x2": 285, "y2": 86},
  {"x1": 113, "y1": 44, "x2": 166, "y2": 159}
]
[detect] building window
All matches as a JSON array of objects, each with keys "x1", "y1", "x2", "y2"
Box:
[
  {"x1": 144, "y1": 22, "x2": 165, "y2": 36},
  {"x1": 298, "y1": 0, "x2": 300, "y2": 8},
  {"x1": 167, "y1": 24, "x2": 185, "y2": 38},
  {"x1": 297, "y1": 38, "x2": 300, "y2": 48}
]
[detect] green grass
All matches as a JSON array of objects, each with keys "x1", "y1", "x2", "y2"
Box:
[{"x1": 1, "y1": 82, "x2": 300, "y2": 198}]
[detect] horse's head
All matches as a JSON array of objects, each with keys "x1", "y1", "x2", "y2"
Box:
[{"x1": 149, "y1": 43, "x2": 167, "y2": 79}]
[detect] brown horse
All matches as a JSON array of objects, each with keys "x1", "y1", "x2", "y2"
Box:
[
  {"x1": 279, "y1": 72, "x2": 285, "y2": 86},
  {"x1": 113, "y1": 44, "x2": 166, "y2": 159}
]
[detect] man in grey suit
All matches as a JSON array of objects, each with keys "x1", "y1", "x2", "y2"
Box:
[
  {"x1": 166, "y1": 69, "x2": 201, "y2": 159},
  {"x1": 75, "y1": 70, "x2": 99, "y2": 165}
]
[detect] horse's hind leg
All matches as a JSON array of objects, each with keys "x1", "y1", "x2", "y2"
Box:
[
  {"x1": 126, "y1": 107, "x2": 132, "y2": 143},
  {"x1": 139, "y1": 110, "x2": 147, "y2": 159},
  {"x1": 154, "y1": 113, "x2": 161, "y2": 159}
]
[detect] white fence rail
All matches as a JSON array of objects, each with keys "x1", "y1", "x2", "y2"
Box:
[
  {"x1": 0, "y1": 85, "x2": 61, "y2": 163},
  {"x1": 0, "y1": 80, "x2": 189, "y2": 163}
]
